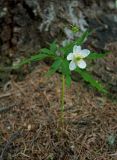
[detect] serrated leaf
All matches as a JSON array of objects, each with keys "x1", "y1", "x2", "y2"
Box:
[
  {"x1": 13, "y1": 54, "x2": 49, "y2": 69},
  {"x1": 75, "y1": 68, "x2": 108, "y2": 94},
  {"x1": 87, "y1": 51, "x2": 111, "y2": 60},
  {"x1": 40, "y1": 48, "x2": 52, "y2": 55},
  {"x1": 30, "y1": 54, "x2": 49, "y2": 61},
  {"x1": 13, "y1": 58, "x2": 31, "y2": 69},
  {"x1": 46, "y1": 58, "x2": 63, "y2": 77},
  {"x1": 50, "y1": 41, "x2": 57, "y2": 53},
  {"x1": 74, "y1": 29, "x2": 91, "y2": 46}
]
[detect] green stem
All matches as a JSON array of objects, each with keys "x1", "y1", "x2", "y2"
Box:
[{"x1": 60, "y1": 74, "x2": 65, "y2": 125}]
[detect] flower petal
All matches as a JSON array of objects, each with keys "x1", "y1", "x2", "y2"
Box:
[
  {"x1": 73, "y1": 45, "x2": 81, "y2": 54},
  {"x1": 69, "y1": 61, "x2": 76, "y2": 71},
  {"x1": 77, "y1": 59, "x2": 86, "y2": 69},
  {"x1": 80, "y1": 49, "x2": 90, "y2": 58},
  {"x1": 67, "y1": 53, "x2": 73, "y2": 60}
]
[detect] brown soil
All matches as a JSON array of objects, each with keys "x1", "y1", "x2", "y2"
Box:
[
  {"x1": 0, "y1": 60, "x2": 117, "y2": 160},
  {"x1": 0, "y1": 1, "x2": 117, "y2": 159}
]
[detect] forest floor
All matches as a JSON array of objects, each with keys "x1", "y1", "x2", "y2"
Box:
[
  {"x1": 0, "y1": 55, "x2": 117, "y2": 160},
  {"x1": 0, "y1": 1, "x2": 117, "y2": 159}
]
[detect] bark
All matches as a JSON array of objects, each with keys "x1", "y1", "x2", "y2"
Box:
[
  {"x1": 0, "y1": 0, "x2": 117, "y2": 94},
  {"x1": 0, "y1": 0, "x2": 116, "y2": 65}
]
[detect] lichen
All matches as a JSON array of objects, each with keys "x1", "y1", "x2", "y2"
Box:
[
  {"x1": 39, "y1": 3, "x2": 56, "y2": 32},
  {"x1": 62, "y1": 0, "x2": 88, "y2": 45},
  {"x1": 68, "y1": 0, "x2": 88, "y2": 32}
]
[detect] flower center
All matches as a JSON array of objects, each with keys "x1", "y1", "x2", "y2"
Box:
[
  {"x1": 74, "y1": 54, "x2": 84, "y2": 62},
  {"x1": 76, "y1": 56, "x2": 82, "y2": 61}
]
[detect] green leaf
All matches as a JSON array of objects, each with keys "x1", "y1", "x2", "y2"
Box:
[
  {"x1": 75, "y1": 68, "x2": 108, "y2": 94},
  {"x1": 74, "y1": 29, "x2": 91, "y2": 46},
  {"x1": 46, "y1": 58, "x2": 63, "y2": 77},
  {"x1": 30, "y1": 53, "x2": 49, "y2": 61},
  {"x1": 50, "y1": 41, "x2": 57, "y2": 53},
  {"x1": 13, "y1": 54, "x2": 49, "y2": 69},
  {"x1": 61, "y1": 60, "x2": 70, "y2": 76},
  {"x1": 87, "y1": 51, "x2": 111, "y2": 60},
  {"x1": 61, "y1": 60, "x2": 71, "y2": 87},
  {"x1": 13, "y1": 58, "x2": 30, "y2": 69},
  {"x1": 66, "y1": 75, "x2": 72, "y2": 87},
  {"x1": 40, "y1": 48, "x2": 53, "y2": 55},
  {"x1": 60, "y1": 43, "x2": 74, "y2": 57}
]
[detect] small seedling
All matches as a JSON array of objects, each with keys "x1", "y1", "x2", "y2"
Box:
[
  {"x1": 71, "y1": 24, "x2": 80, "y2": 33},
  {"x1": 13, "y1": 26, "x2": 110, "y2": 127}
]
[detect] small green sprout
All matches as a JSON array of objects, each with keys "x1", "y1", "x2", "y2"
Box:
[{"x1": 71, "y1": 24, "x2": 80, "y2": 33}]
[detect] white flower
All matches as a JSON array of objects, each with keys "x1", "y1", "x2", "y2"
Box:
[{"x1": 67, "y1": 45, "x2": 90, "y2": 71}]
